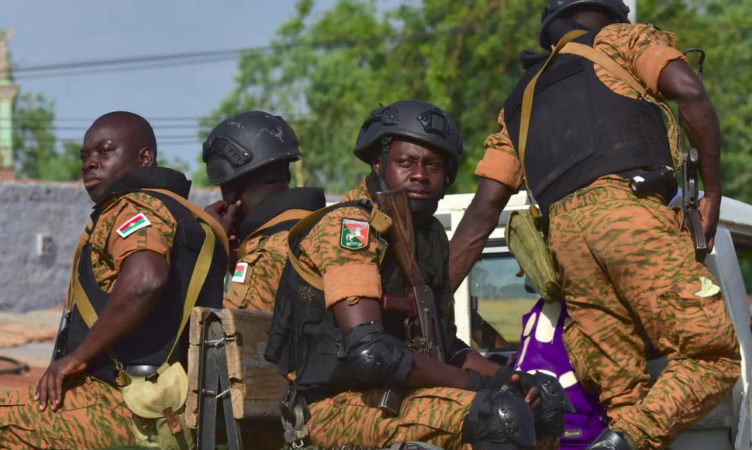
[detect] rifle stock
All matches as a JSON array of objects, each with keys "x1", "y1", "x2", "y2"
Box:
[
  {"x1": 374, "y1": 189, "x2": 423, "y2": 286},
  {"x1": 373, "y1": 188, "x2": 446, "y2": 415}
]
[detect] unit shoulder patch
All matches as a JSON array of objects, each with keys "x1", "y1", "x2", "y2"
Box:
[
  {"x1": 232, "y1": 262, "x2": 249, "y2": 283},
  {"x1": 116, "y1": 213, "x2": 152, "y2": 238},
  {"x1": 340, "y1": 218, "x2": 370, "y2": 251}
]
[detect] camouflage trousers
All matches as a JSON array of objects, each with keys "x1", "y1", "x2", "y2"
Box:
[
  {"x1": 548, "y1": 177, "x2": 741, "y2": 450},
  {"x1": 307, "y1": 388, "x2": 475, "y2": 450},
  {"x1": 0, "y1": 375, "x2": 137, "y2": 449}
]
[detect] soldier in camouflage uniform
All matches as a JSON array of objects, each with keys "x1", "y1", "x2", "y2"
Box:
[
  {"x1": 0, "y1": 112, "x2": 227, "y2": 449},
  {"x1": 265, "y1": 100, "x2": 574, "y2": 450},
  {"x1": 449, "y1": 1, "x2": 740, "y2": 449},
  {"x1": 202, "y1": 111, "x2": 326, "y2": 311}
]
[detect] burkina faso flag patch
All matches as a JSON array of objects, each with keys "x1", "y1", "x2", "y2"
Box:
[
  {"x1": 340, "y1": 218, "x2": 370, "y2": 250},
  {"x1": 116, "y1": 213, "x2": 152, "y2": 238}
]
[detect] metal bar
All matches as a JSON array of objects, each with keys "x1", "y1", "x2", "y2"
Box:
[{"x1": 197, "y1": 313, "x2": 222, "y2": 450}]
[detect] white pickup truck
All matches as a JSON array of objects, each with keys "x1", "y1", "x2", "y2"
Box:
[
  {"x1": 438, "y1": 191, "x2": 752, "y2": 450},
  {"x1": 190, "y1": 192, "x2": 752, "y2": 450}
]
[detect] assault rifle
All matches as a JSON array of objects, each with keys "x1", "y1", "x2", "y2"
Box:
[
  {"x1": 681, "y1": 48, "x2": 709, "y2": 261},
  {"x1": 375, "y1": 188, "x2": 445, "y2": 415},
  {"x1": 683, "y1": 147, "x2": 708, "y2": 261}
]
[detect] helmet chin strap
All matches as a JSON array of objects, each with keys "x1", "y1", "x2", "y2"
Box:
[{"x1": 378, "y1": 137, "x2": 440, "y2": 218}]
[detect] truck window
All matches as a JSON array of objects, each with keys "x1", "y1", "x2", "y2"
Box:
[
  {"x1": 469, "y1": 253, "x2": 540, "y2": 349},
  {"x1": 736, "y1": 243, "x2": 752, "y2": 305}
]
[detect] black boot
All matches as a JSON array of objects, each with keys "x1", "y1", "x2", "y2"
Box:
[{"x1": 587, "y1": 429, "x2": 636, "y2": 450}]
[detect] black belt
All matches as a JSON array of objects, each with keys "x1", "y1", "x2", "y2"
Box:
[{"x1": 617, "y1": 167, "x2": 677, "y2": 205}]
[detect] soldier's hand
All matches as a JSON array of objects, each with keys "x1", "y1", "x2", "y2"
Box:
[
  {"x1": 35, "y1": 354, "x2": 87, "y2": 412},
  {"x1": 204, "y1": 200, "x2": 241, "y2": 238},
  {"x1": 510, "y1": 373, "x2": 542, "y2": 413},
  {"x1": 699, "y1": 195, "x2": 721, "y2": 251}
]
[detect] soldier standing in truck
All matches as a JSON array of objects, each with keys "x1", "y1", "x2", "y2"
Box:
[{"x1": 449, "y1": 1, "x2": 740, "y2": 449}]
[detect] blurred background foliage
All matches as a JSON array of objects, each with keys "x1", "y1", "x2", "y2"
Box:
[{"x1": 13, "y1": 0, "x2": 752, "y2": 204}]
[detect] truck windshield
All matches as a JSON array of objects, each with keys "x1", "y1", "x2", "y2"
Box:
[{"x1": 469, "y1": 253, "x2": 541, "y2": 348}]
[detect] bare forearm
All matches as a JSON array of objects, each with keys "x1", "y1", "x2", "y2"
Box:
[
  {"x1": 461, "y1": 349, "x2": 501, "y2": 376},
  {"x1": 405, "y1": 352, "x2": 469, "y2": 389},
  {"x1": 449, "y1": 178, "x2": 512, "y2": 292},
  {"x1": 659, "y1": 60, "x2": 722, "y2": 198},
  {"x1": 679, "y1": 94, "x2": 721, "y2": 198}
]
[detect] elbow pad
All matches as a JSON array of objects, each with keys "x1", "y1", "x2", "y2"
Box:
[{"x1": 341, "y1": 322, "x2": 414, "y2": 385}]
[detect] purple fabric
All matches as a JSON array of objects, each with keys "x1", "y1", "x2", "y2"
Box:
[{"x1": 514, "y1": 298, "x2": 608, "y2": 449}]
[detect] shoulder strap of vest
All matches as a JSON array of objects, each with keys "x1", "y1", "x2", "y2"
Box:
[
  {"x1": 518, "y1": 29, "x2": 588, "y2": 215},
  {"x1": 559, "y1": 41, "x2": 682, "y2": 166},
  {"x1": 559, "y1": 42, "x2": 648, "y2": 98},
  {"x1": 70, "y1": 190, "x2": 220, "y2": 364},
  {"x1": 143, "y1": 188, "x2": 229, "y2": 255},
  {"x1": 285, "y1": 200, "x2": 392, "y2": 291},
  {"x1": 519, "y1": 29, "x2": 588, "y2": 182},
  {"x1": 236, "y1": 209, "x2": 315, "y2": 260},
  {"x1": 67, "y1": 222, "x2": 93, "y2": 316}
]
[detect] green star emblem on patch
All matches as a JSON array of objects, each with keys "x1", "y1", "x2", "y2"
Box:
[{"x1": 340, "y1": 218, "x2": 370, "y2": 250}]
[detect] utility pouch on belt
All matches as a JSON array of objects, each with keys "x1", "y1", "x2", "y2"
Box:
[
  {"x1": 122, "y1": 362, "x2": 193, "y2": 449},
  {"x1": 506, "y1": 30, "x2": 590, "y2": 302}
]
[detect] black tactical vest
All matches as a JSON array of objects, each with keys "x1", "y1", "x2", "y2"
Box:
[
  {"x1": 264, "y1": 200, "x2": 464, "y2": 403},
  {"x1": 503, "y1": 31, "x2": 674, "y2": 216},
  {"x1": 66, "y1": 167, "x2": 227, "y2": 386}
]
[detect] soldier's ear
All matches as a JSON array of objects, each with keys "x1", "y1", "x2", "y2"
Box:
[
  {"x1": 370, "y1": 152, "x2": 381, "y2": 178},
  {"x1": 139, "y1": 147, "x2": 156, "y2": 167}
]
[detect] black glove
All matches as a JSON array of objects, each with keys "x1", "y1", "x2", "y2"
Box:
[{"x1": 522, "y1": 372, "x2": 575, "y2": 439}]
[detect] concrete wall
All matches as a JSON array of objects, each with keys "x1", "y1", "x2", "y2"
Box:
[{"x1": 0, "y1": 181, "x2": 221, "y2": 312}]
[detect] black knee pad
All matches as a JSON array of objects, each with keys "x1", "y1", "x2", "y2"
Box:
[
  {"x1": 462, "y1": 389, "x2": 536, "y2": 450},
  {"x1": 342, "y1": 322, "x2": 414, "y2": 385}
]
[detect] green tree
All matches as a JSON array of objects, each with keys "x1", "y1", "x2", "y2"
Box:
[
  {"x1": 212, "y1": 0, "x2": 752, "y2": 202},
  {"x1": 13, "y1": 93, "x2": 80, "y2": 181}
]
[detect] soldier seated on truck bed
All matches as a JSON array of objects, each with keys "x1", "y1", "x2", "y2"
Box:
[
  {"x1": 0, "y1": 112, "x2": 228, "y2": 450},
  {"x1": 202, "y1": 111, "x2": 326, "y2": 311},
  {"x1": 264, "y1": 100, "x2": 573, "y2": 450}
]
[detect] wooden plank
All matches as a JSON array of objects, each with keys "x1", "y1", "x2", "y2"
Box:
[
  {"x1": 186, "y1": 342, "x2": 200, "y2": 429},
  {"x1": 186, "y1": 307, "x2": 219, "y2": 429},
  {"x1": 190, "y1": 306, "x2": 216, "y2": 346},
  {"x1": 221, "y1": 309, "x2": 289, "y2": 420}
]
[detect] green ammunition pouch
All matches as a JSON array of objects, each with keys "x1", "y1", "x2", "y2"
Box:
[
  {"x1": 506, "y1": 30, "x2": 589, "y2": 302},
  {"x1": 122, "y1": 362, "x2": 193, "y2": 450},
  {"x1": 506, "y1": 210, "x2": 561, "y2": 302}
]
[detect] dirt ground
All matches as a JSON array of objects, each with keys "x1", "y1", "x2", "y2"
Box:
[{"x1": 0, "y1": 308, "x2": 61, "y2": 394}]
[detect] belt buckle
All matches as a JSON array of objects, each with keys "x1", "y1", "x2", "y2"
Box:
[{"x1": 125, "y1": 364, "x2": 160, "y2": 379}]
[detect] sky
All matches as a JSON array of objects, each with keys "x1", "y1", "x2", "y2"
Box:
[{"x1": 2, "y1": 0, "x2": 403, "y2": 171}]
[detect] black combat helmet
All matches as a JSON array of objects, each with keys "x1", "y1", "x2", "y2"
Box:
[
  {"x1": 354, "y1": 100, "x2": 464, "y2": 187},
  {"x1": 203, "y1": 111, "x2": 302, "y2": 186},
  {"x1": 540, "y1": 0, "x2": 630, "y2": 49}
]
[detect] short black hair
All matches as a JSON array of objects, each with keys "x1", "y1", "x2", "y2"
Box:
[{"x1": 95, "y1": 111, "x2": 158, "y2": 165}]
